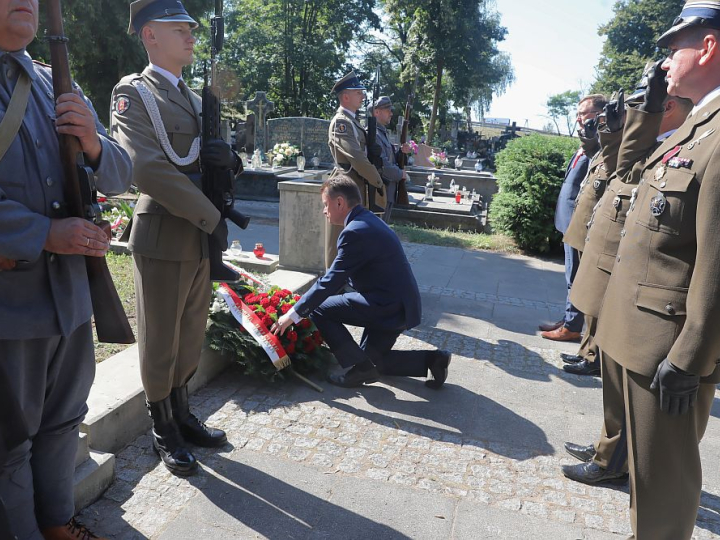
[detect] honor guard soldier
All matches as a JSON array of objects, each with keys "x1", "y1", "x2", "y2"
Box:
[
  {"x1": 562, "y1": 64, "x2": 695, "y2": 489},
  {"x1": 591, "y1": 2, "x2": 720, "y2": 537},
  {"x1": 326, "y1": 71, "x2": 386, "y2": 267},
  {"x1": 370, "y1": 96, "x2": 412, "y2": 222},
  {"x1": 0, "y1": 0, "x2": 132, "y2": 537},
  {"x1": 111, "y1": 0, "x2": 238, "y2": 476}
]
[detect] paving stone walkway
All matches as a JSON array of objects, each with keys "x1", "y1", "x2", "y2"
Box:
[{"x1": 79, "y1": 242, "x2": 720, "y2": 539}]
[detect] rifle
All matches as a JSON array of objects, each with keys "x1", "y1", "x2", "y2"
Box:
[
  {"x1": 396, "y1": 73, "x2": 418, "y2": 206},
  {"x1": 46, "y1": 0, "x2": 134, "y2": 344},
  {"x1": 202, "y1": 0, "x2": 250, "y2": 283},
  {"x1": 365, "y1": 67, "x2": 385, "y2": 213}
]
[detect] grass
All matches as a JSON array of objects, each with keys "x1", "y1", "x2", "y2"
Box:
[
  {"x1": 93, "y1": 252, "x2": 136, "y2": 363},
  {"x1": 390, "y1": 223, "x2": 519, "y2": 253}
]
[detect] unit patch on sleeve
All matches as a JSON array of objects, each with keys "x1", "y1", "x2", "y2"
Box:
[{"x1": 113, "y1": 95, "x2": 131, "y2": 115}]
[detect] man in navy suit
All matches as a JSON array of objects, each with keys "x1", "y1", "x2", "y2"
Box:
[
  {"x1": 272, "y1": 175, "x2": 451, "y2": 388},
  {"x1": 540, "y1": 94, "x2": 606, "y2": 342}
]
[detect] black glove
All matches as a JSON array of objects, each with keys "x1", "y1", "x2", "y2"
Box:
[
  {"x1": 650, "y1": 358, "x2": 700, "y2": 415},
  {"x1": 210, "y1": 219, "x2": 229, "y2": 252},
  {"x1": 201, "y1": 139, "x2": 239, "y2": 171},
  {"x1": 582, "y1": 117, "x2": 599, "y2": 140},
  {"x1": 604, "y1": 89, "x2": 625, "y2": 133},
  {"x1": 640, "y1": 61, "x2": 668, "y2": 113}
]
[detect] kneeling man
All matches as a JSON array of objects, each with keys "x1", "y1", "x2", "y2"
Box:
[{"x1": 272, "y1": 175, "x2": 450, "y2": 388}]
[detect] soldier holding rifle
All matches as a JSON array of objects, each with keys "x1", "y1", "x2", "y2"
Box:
[
  {"x1": 111, "y1": 0, "x2": 238, "y2": 477},
  {"x1": 0, "y1": 0, "x2": 132, "y2": 536}
]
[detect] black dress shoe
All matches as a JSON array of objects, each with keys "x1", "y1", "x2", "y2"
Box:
[
  {"x1": 562, "y1": 462, "x2": 628, "y2": 485},
  {"x1": 328, "y1": 365, "x2": 380, "y2": 387},
  {"x1": 426, "y1": 350, "x2": 452, "y2": 389},
  {"x1": 560, "y1": 353, "x2": 583, "y2": 364},
  {"x1": 563, "y1": 359, "x2": 601, "y2": 376},
  {"x1": 564, "y1": 441, "x2": 596, "y2": 462},
  {"x1": 147, "y1": 397, "x2": 198, "y2": 476},
  {"x1": 171, "y1": 386, "x2": 228, "y2": 448},
  {"x1": 539, "y1": 319, "x2": 564, "y2": 332}
]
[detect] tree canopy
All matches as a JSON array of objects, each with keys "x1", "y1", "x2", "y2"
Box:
[{"x1": 545, "y1": 90, "x2": 581, "y2": 136}]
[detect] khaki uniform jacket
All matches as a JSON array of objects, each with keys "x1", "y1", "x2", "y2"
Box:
[
  {"x1": 110, "y1": 67, "x2": 220, "y2": 261},
  {"x1": 595, "y1": 96, "x2": 720, "y2": 379},
  {"x1": 328, "y1": 107, "x2": 386, "y2": 209},
  {"x1": 564, "y1": 130, "x2": 623, "y2": 251},
  {"x1": 571, "y1": 108, "x2": 664, "y2": 319}
]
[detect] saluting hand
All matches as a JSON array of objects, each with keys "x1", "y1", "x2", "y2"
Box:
[
  {"x1": 641, "y1": 61, "x2": 668, "y2": 114},
  {"x1": 55, "y1": 91, "x2": 102, "y2": 166},
  {"x1": 44, "y1": 217, "x2": 110, "y2": 257},
  {"x1": 604, "y1": 89, "x2": 625, "y2": 133}
]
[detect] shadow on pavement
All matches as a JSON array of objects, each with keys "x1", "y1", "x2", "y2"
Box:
[
  {"x1": 191, "y1": 455, "x2": 411, "y2": 539},
  {"x1": 697, "y1": 490, "x2": 720, "y2": 535}
]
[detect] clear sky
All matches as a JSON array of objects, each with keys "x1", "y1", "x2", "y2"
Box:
[{"x1": 484, "y1": 0, "x2": 617, "y2": 132}]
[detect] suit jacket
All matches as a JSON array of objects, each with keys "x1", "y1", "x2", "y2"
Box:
[
  {"x1": 564, "y1": 129, "x2": 623, "y2": 252},
  {"x1": 571, "y1": 108, "x2": 664, "y2": 319},
  {"x1": 294, "y1": 206, "x2": 421, "y2": 330},
  {"x1": 328, "y1": 107, "x2": 386, "y2": 209},
  {"x1": 0, "y1": 51, "x2": 131, "y2": 340},
  {"x1": 110, "y1": 67, "x2": 220, "y2": 261},
  {"x1": 595, "y1": 95, "x2": 720, "y2": 379},
  {"x1": 554, "y1": 136, "x2": 599, "y2": 234}
]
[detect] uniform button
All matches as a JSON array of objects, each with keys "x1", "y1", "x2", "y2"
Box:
[
  {"x1": 666, "y1": 303, "x2": 676, "y2": 315},
  {"x1": 51, "y1": 201, "x2": 61, "y2": 210},
  {"x1": 660, "y1": 181, "x2": 666, "y2": 188},
  {"x1": 49, "y1": 254, "x2": 57, "y2": 263},
  {"x1": 46, "y1": 177, "x2": 53, "y2": 186},
  {"x1": 616, "y1": 256, "x2": 621, "y2": 263},
  {"x1": 6, "y1": 69, "x2": 13, "y2": 79},
  {"x1": 200, "y1": 219, "x2": 207, "y2": 227},
  {"x1": 35, "y1": 138, "x2": 41, "y2": 148},
  {"x1": 620, "y1": 229, "x2": 626, "y2": 237}
]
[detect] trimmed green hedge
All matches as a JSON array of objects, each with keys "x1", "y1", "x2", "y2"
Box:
[{"x1": 489, "y1": 134, "x2": 579, "y2": 253}]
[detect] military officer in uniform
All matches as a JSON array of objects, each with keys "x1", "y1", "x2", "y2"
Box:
[
  {"x1": 370, "y1": 96, "x2": 411, "y2": 222},
  {"x1": 111, "y1": 0, "x2": 237, "y2": 476},
  {"x1": 561, "y1": 104, "x2": 624, "y2": 376},
  {"x1": 592, "y1": 3, "x2": 720, "y2": 536},
  {"x1": 325, "y1": 71, "x2": 385, "y2": 267},
  {"x1": 0, "y1": 0, "x2": 132, "y2": 537},
  {"x1": 562, "y1": 64, "x2": 694, "y2": 488}
]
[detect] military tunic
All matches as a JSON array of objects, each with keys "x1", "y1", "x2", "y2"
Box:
[
  {"x1": 110, "y1": 66, "x2": 219, "y2": 401},
  {"x1": 595, "y1": 94, "x2": 720, "y2": 539},
  {"x1": 0, "y1": 50, "x2": 132, "y2": 539},
  {"x1": 376, "y1": 122, "x2": 403, "y2": 220},
  {"x1": 326, "y1": 107, "x2": 385, "y2": 267}
]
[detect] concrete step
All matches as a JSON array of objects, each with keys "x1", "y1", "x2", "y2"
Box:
[
  {"x1": 73, "y1": 450, "x2": 115, "y2": 514},
  {"x1": 267, "y1": 268, "x2": 318, "y2": 294},
  {"x1": 75, "y1": 432, "x2": 90, "y2": 468}
]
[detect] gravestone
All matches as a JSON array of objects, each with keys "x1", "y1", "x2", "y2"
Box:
[
  {"x1": 244, "y1": 92, "x2": 274, "y2": 153},
  {"x1": 266, "y1": 117, "x2": 332, "y2": 165}
]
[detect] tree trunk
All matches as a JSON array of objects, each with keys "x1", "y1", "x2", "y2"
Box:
[{"x1": 427, "y1": 59, "x2": 444, "y2": 144}]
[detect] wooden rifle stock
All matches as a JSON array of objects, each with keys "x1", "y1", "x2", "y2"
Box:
[{"x1": 46, "y1": 0, "x2": 134, "y2": 344}]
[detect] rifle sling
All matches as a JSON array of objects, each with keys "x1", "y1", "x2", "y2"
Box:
[{"x1": 0, "y1": 70, "x2": 31, "y2": 163}]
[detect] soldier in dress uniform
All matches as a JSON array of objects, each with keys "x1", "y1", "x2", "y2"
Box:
[
  {"x1": 591, "y1": 3, "x2": 720, "y2": 536},
  {"x1": 325, "y1": 71, "x2": 385, "y2": 267},
  {"x1": 110, "y1": 0, "x2": 238, "y2": 477},
  {"x1": 0, "y1": 0, "x2": 132, "y2": 537},
  {"x1": 370, "y1": 96, "x2": 411, "y2": 222},
  {"x1": 562, "y1": 64, "x2": 695, "y2": 488}
]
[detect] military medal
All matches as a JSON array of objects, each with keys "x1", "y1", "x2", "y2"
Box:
[
  {"x1": 667, "y1": 157, "x2": 693, "y2": 169},
  {"x1": 662, "y1": 146, "x2": 682, "y2": 164},
  {"x1": 650, "y1": 193, "x2": 666, "y2": 217},
  {"x1": 613, "y1": 196, "x2": 621, "y2": 208},
  {"x1": 654, "y1": 166, "x2": 666, "y2": 181},
  {"x1": 593, "y1": 179, "x2": 602, "y2": 190}
]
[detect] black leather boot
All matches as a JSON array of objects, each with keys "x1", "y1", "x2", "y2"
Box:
[
  {"x1": 170, "y1": 386, "x2": 227, "y2": 447},
  {"x1": 147, "y1": 397, "x2": 198, "y2": 476}
]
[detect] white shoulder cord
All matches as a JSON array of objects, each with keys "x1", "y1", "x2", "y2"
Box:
[{"x1": 132, "y1": 80, "x2": 201, "y2": 167}]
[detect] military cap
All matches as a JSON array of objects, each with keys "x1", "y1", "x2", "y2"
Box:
[
  {"x1": 657, "y1": 0, "x2": 720, "y2": 47},
  {"x1": 373, "y1": 96, "x2": 392, "y2": 109},
  {"x1": 128, "y1": 0, "x2": 198, "y2": 35},
  {"x1": 332, "y1": 71, "x2": 365, "y2": 94}
]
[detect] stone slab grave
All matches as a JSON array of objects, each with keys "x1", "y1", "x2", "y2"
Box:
[{"x1": 266, "y1": 116, "x2": 333, "y2": 166}]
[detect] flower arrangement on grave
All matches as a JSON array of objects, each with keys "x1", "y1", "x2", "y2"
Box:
[
  {"x1": 408, "y1": 140, "x2": 419, "y2": 154},
  {"x1": 206, "y1": 266, "x2": 332, "y2": 384},
  {"x1": 271, "y1": 142, "x2": 301, "y2": 166},
  {"x1": 429, "y1": 150, "x2": 449, "y2": 168},
  {"x1": 100, "y1": 200, "x2": 134, "y2": 240}
]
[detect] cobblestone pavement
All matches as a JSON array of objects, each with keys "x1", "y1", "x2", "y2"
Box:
[{"x1": 78, "y1": 245, "x2": 720, "y2": 539}]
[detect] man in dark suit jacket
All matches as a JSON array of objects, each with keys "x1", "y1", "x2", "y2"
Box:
[
  {"x1": 272, "y1": 175, "x2": 451, "y2": 388},
  {"x1": 541, "y1": 94, "x2": 606, "y2": 342}
]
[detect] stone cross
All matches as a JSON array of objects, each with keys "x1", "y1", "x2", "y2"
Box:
[{"x1": 245, "y1": 92, "x2": 275, "y2": 153}]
